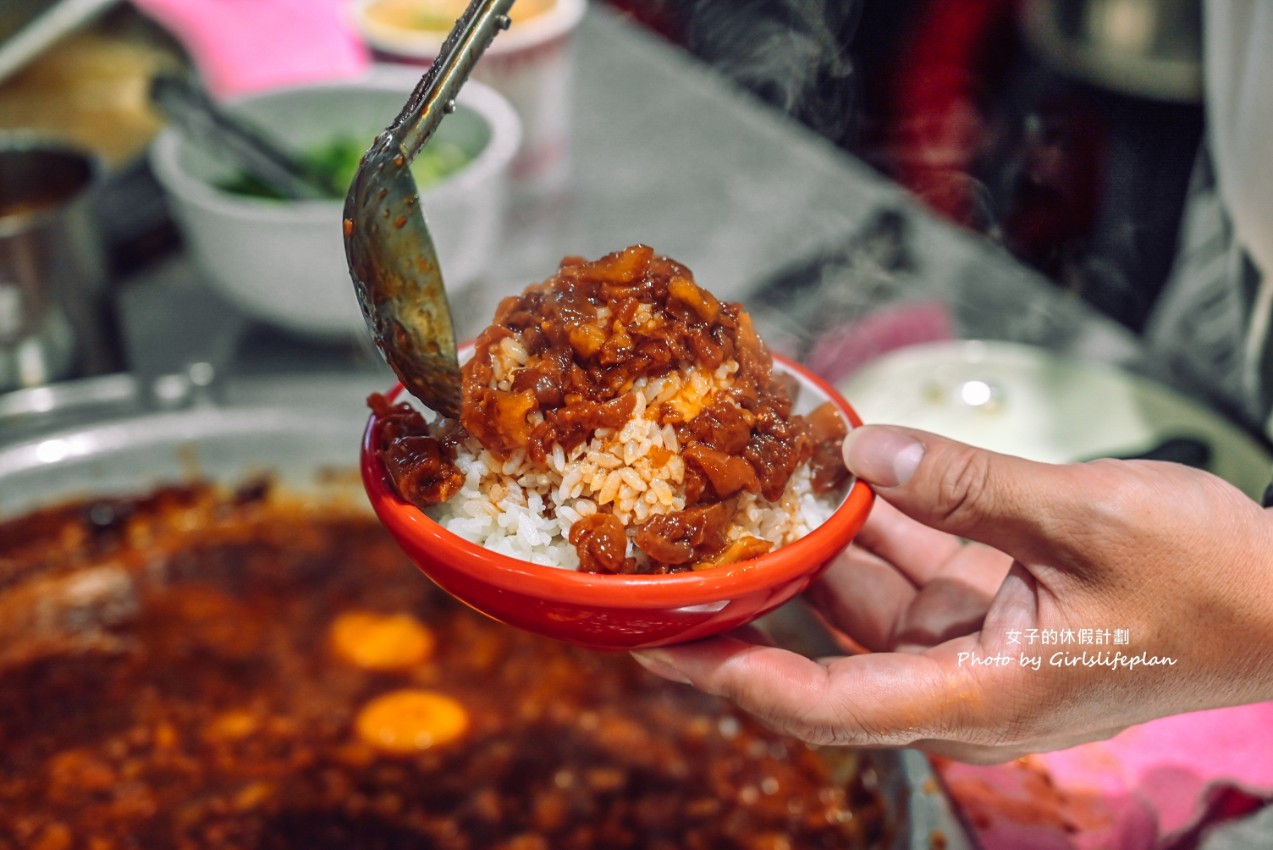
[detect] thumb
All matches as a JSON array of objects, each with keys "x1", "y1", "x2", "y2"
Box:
[{"x1": 843, "y1": 424, "x2": 1081, "y2": 564}]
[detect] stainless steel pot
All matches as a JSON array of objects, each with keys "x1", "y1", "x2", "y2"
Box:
[
  {"x1": 0, "y1": 371, "x2": 372, "y2": 515},
  {"x1": 0, "y1": 371, "x2": 975, "y2": 850},
  {"x1": 0, "y1": 136, "x2": 125, "y2": 392}
]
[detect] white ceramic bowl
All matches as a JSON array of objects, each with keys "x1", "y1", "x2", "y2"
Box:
[
  {"x1": 352, "y1": 0, "x2": 585, "y2": 193},
  {"x1": 149, "y1": 68, "x2": 521, "y2": 339},
  {"x1": 353, "y1": 0, "x2": 585, "y2": 59}
]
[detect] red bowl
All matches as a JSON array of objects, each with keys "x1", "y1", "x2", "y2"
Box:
[{"x1": 361, "y1": 352, "x2": 875, "y2": 651}]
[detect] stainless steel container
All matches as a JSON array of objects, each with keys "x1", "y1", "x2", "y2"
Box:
[{"x1": 0, "y1": 135, "x2": 123, "y2": 392}]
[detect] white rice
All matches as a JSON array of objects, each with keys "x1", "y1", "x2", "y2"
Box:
[{"x1": 425, "y1": 354, "x2": 842, "y2": 570}]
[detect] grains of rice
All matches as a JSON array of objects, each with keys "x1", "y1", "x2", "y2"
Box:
[{"x1": 423, "y1": 353, "x2": 843, "y2": 571}]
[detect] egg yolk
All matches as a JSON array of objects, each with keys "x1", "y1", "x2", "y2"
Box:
[
  {"x1": 355, "y1": 689, "x2": 470, "y2": 754},
  {"x1": 330, "y1": 610, "x2": 435, "y2": 671}
]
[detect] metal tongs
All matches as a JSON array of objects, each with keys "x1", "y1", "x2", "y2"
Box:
[
  {"x1": 149, "y1": 73, "x2": 341, "y2": 201},
  {"x1": 344, "y1": 0, "x2": 515, "y2": 419}
]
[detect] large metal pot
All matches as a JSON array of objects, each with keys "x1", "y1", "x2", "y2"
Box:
[
  {"x1": 0, "y1": 371, "x2": 372, "y2": 514},
  {"x1": 0, "y1": 371, "x2": 973, "y2": 849}
]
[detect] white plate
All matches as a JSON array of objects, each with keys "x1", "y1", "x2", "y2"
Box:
[{"x1": 837, "y1": 340, "x2": 1273, "y2": 500}]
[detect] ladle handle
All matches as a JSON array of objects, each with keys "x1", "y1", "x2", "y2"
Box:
[{"x1": 392, "y1": 0, "x2": 517, "y2": 159}]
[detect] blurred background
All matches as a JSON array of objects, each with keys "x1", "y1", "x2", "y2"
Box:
[
  {"x1": 8, "y1": 0, "x2": 1250, "y2": 482},
  {"x1": 1, "y1": 0, "x2": 1206, "y2": 327},
  {"x1": 609, "y1": 0, "x2": 1206, "y2": 335},
  {"x1": 0, "y1": 0, "x2": 1238, "y2": 439}
]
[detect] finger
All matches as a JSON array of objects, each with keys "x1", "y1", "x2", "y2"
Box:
[
  {"x1": 843, "y1": 425, "x2": 1088, "y2": 569},
  {"x1": 632, "y1": 636, "x2": 975, "y2": 748},
  {"x1": 851, "y1": 492, "x2": 964, "y2": 585},
  {"x1": 807, "y1": 545, "x2": 919, "y2": 652},
  {"x1": 893, "y1": 542, "x2": 1013, "y2": 650},
  {"x1": 809, "y1": 522, "x2": 1011, "y2": 653}
]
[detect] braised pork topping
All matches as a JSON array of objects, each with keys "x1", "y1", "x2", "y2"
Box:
[{"x1": 373, "y1": 246, "x2": 850, "y2": 572}]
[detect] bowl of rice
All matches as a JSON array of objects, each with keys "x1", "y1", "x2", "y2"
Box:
[{"x1": 360, "y1": 245, "x2": 875, "y2": 650}]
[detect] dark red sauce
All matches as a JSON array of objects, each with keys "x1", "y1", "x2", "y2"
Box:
[
  {"x1": 0, "y1": 482, "x2": 884, "y2": 848},
  {"x1": 372, "y1": 246, "x2": 850, "y2": 572}
]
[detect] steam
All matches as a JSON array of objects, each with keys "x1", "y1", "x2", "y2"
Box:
[{"x1": 683, "y1": 0, "x2": 863, "y2": 143}]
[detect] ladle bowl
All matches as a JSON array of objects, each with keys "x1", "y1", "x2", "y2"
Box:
[{"x1": 344, "y1": 0, "x2": 515, "y2": 418}]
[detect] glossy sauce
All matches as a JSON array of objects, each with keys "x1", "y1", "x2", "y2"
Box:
[
  {"x1": 373, "y1": 246, "x2": 850, "y2": 572},
  {"x1": 0, "y1": 483, "x2": 884, "y2": 848}
]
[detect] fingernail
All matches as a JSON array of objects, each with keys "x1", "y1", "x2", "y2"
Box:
[
  {"x1": 842, "y1": 426, "x2": 925, "y2": 487},
  {"x1": 631, "y1": 649, "x2": 691, "y2": 684}
]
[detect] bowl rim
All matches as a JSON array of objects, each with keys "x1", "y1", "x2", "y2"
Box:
[
  {"x1": 0, "y1": 133, "x2": 106, "y2": 237},
  {"x1": 148, "y1": 68, "x2": 521, "y2": 224},
  {"x1": 361, "y1": 350, "x2": 874, "y2": 609},
  {"x1": 353, "y1": 0, "x2": 587, "y2": 58}
]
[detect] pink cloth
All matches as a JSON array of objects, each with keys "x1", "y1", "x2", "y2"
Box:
[
  {"x1": 937, "y1": 703, "x2": 1273, "y2": 849},
  {"x1": 130, "y1": 0, "x2": 370, "y2": 99}
]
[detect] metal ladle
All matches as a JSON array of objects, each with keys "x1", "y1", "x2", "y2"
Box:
[{"x1": 344, "y1": 0, "x2": 514, "y2": 419}]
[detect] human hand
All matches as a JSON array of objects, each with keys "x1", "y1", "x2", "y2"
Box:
[{"x1": 632, "y1": 425, "x2": 1273, "y2": 763}]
